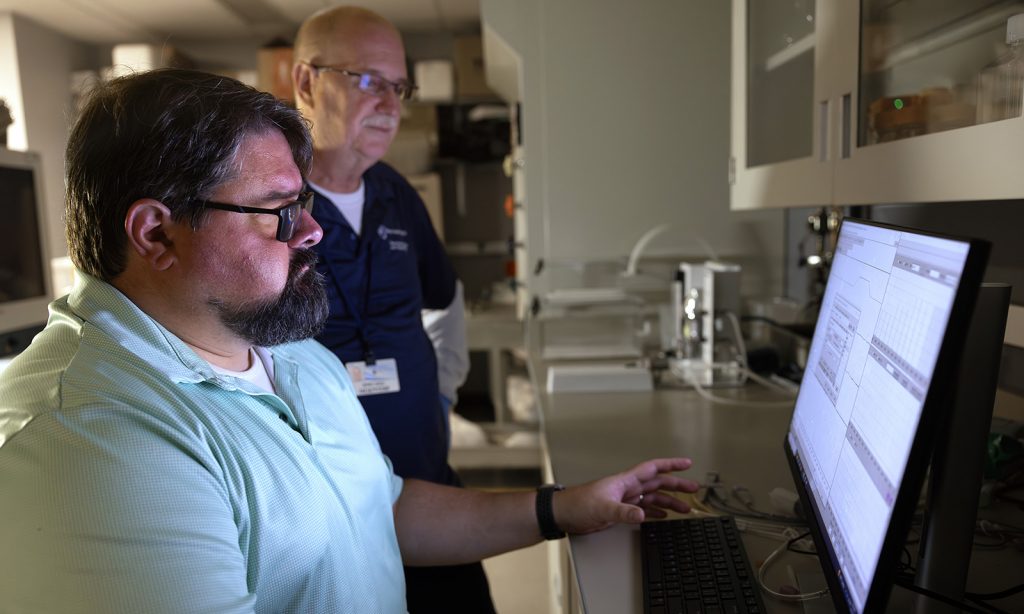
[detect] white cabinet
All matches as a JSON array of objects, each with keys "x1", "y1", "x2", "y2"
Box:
[{"x1": 731, "y1": 0, "x2": 1024, "y2": 210}]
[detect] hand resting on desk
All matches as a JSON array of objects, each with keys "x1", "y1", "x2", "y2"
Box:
[
  {"x1": 554, "y1": 457, "x2": 701, "y2": 535},
  {"x1": 395, "y1": 457, "x2": 700, "y2": 566}
]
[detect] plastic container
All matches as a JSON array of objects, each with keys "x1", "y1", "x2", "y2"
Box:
[{"x1": 977, "y1": 13, "x2": 1024, "y2": 124}]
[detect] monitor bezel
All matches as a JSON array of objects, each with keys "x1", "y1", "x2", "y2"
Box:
[
  {"x1": 783, "y1": 217, "x2": 990, "y2": 614},
  {"x1": 0, "y1": 148, "x2": 52, "y2": 355}
]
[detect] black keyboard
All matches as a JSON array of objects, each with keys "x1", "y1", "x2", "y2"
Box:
[{"x1": 641, "y1": 516, "x2": 766, "y2": 614}]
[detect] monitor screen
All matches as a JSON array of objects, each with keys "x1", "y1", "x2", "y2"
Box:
[
  {"x1": 0, "y1": 148, "x2": 51, "y2": 356},
  {"x1": 784, "y1": 218, "x2": 988, "y2": 613},
  {"x1": 0, "y1": 165, "x2": 46, "y2": 302}
]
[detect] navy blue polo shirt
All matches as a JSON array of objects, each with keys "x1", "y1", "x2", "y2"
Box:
[{"x1": 311, "y1": 162, "x2": 458, "y2": 485}]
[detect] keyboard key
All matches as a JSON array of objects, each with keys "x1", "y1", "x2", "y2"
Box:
[{"x1": 641, "y1": 517, "x2": 767, "y2": 614}]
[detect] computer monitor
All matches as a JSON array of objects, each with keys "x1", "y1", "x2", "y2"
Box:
[
  {"x1": 0, "y1": 148, "x2": 52, "y2": 357},
  {"x1": 784, "y1": 218, "x2": 989, "y2": 614}
]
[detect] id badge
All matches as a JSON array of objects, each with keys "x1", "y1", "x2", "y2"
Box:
[{"x1": 346, "y1": 358, "x2": 401, "y2": 396}]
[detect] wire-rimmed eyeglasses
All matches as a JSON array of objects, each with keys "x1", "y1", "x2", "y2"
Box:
[
  {"x1": 200, "y1": 191, "x2": 315, "y2": 242},
  {"x1": 309, "y1": 64, "x2": 418, "y2": 101}
]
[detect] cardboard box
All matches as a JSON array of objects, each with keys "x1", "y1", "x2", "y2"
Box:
[
  {"x1": 453, "y1": 35, "x2": 495, "y2": 99},
  {"x1": 258, "y1": 46, "x2": 294, "y2": 103},
  {"x1": 414, "y1": 60, "x2": 454, "y2": 102}
]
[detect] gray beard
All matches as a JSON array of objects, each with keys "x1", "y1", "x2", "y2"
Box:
[{"x1": 210, "y1": 248, "x2": 329, "y2": 347}]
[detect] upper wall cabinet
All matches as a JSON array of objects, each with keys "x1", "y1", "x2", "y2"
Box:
[{"x1": 731, "y1": 0, "x2": 1024, "y2": 210}]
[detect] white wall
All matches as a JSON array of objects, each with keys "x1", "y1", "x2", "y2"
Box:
[
  {"x1": 2, "y1": 12, "x2": 99, "y2": 262},
  {"x1": 0, "y1": 15, "x2": 27, "y2": 150},
  {"x1": 481, "y1": 0, "x2": 785, "y2": 299}
]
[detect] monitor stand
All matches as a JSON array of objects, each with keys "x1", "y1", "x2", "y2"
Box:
[{"x1": 914, "y1": 283, "x2": 1011, "y2": 614}]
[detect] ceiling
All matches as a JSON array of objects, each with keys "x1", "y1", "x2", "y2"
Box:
[{"x1": 0, "y1": 0, "x2": 482, "y2": 44}]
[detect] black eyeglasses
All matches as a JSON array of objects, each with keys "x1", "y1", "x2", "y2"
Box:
[
  {"x1": 309, "y1": 64, "x2": 418, "y2": 101},
  {"x1": 200, "y1": 191, "x2": 315, "y2": 242}
]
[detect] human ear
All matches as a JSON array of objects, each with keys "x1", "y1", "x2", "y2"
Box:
[
  {"x1": 123, "y1": 199, "x2": 178, "y2": 271},
  {"x1": 292, "y1": 62, "x2": 315, "y2": 109}
]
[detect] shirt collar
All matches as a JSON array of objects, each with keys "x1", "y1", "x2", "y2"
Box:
[{"x1": 66, "y1": 274, "x2": 231, "y2": 385}]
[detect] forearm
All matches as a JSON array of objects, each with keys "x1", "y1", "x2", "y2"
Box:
[
  {"x1": 394, "y1": 479, "x2": 543, "y2": 566},
  {"x1": 393, "y1": 458, "x2": 700, "y2": 567}
]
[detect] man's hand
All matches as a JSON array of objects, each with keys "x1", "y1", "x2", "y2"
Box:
[{"x1": 553, "y1": 458, "x2": 700, "y2": 535}]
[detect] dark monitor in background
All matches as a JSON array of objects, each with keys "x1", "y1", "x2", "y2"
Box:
[
  {"x1": 0, "y1": 148, "x2": 51, "y2": 357},
  {"x1": 784, "y1": 218, "x2": 990, "y2": 613}
]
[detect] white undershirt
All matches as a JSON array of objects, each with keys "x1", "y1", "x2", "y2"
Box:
[
  {"x1": 308, "y1": 178, "x2": 366, "y2": 235},
  {"x1": 210, "y1": 347, "x2": 276, "y2": 393}
]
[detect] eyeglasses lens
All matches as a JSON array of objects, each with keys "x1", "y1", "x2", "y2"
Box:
[
  {"x1": 278, "y1": 194, "x2": 315, "y2": 242},
  {"x1": 356, "y1": 73, "x2": 414, "y2": 101},
  {"x1": 276, "y1": 204, "x2": 296, "y2": 242}
]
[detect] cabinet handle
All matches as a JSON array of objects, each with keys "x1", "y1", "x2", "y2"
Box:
[
  {"x1": 818, "y1": 99, "x2": 829, "y2": 162},
  {"x1": 841, "y1": 93, "x2": 852, "y2": 159}
]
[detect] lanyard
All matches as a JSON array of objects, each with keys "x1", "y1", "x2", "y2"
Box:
[{"x1": 326, "y1": 195, "x2": 379, "y2": 366}]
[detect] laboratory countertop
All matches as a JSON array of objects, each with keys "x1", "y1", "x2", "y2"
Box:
[{"x1": 530, "y1": 358, "x2": 1024, "y2": 614}]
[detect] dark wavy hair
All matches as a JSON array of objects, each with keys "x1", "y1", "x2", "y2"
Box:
[{"x1": 65, "y1": 68, "x2": 312, "y2": 281}]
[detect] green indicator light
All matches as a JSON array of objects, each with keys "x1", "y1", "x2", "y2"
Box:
[{"x1": 893, "y1": 98, "x2": 904, "y2": 110}]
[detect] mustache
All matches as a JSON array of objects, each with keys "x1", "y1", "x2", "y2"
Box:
[
  {"x1": 289, "y1": 248, "x2": 319, "y2": 277},
  {"x1": 211, "y1": 247, "x2": 329, "y2": 347},
  {"x1": 363, "y1": 115, "x2": 398, "y2": 130}
]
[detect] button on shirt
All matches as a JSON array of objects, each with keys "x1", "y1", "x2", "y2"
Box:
[{"x1": 0, "y1": 275, "x2": 407, "y2": 613}]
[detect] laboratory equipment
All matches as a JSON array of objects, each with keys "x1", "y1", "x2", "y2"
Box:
[{"x1": 669, "y1": 260, "x2": 744, "y2": 387}]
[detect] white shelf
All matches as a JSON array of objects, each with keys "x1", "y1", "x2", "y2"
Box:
[{"x1": 874, "y1": 3, "x2": 1023, "y2": 72}]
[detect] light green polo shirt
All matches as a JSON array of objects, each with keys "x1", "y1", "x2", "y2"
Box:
[{"x1": 0, "y1": 274, "x2": 407, "y2": 613}]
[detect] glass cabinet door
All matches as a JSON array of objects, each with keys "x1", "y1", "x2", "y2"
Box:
[
  {"x1": 859, "y1": 0, "x2": 1024, "y2": 147},
  {"x1": 731, "y1": 0, "x2": 835, "y2": 210},
  {"x1": 746, "y1": 0, "x2": 817, "y2": 167},
  {"x1": 836, "y1": 0, "x2": 1024, "y2": 205}
]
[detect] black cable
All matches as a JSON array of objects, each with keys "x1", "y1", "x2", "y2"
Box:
[
  {"x1": 785, "y1": 531, "x2": 817, "y2": 555},
  {"x1": 967, "y1": 583, "x2": 1024, "y2": 601},
  {"x1": 965, "y1": 596, "x2": 1014, "y2": 614},
  {"x1": 893, "y1": 577, "x2": 1001, "y2": 614}
]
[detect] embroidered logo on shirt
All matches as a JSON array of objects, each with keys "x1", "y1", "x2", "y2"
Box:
[
  {"x1": 377, "y1": 225, "x2": 409, "y2": 252},
  {"x1": 377, "y1": 225, "x2": 408, "y2": 240}
]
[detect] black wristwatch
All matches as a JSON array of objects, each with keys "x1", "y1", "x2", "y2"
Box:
[{"x1": 535, "y1": 483, "x2": 566, "y2": 540}]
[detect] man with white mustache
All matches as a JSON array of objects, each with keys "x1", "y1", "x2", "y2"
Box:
[{"x1": 291, "y1": 6, "x2": 488, "y2": 612}]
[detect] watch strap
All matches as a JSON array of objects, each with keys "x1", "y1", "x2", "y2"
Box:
[{"x1": 535, "y1": 484, "x2": 566, "y2": 540}]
